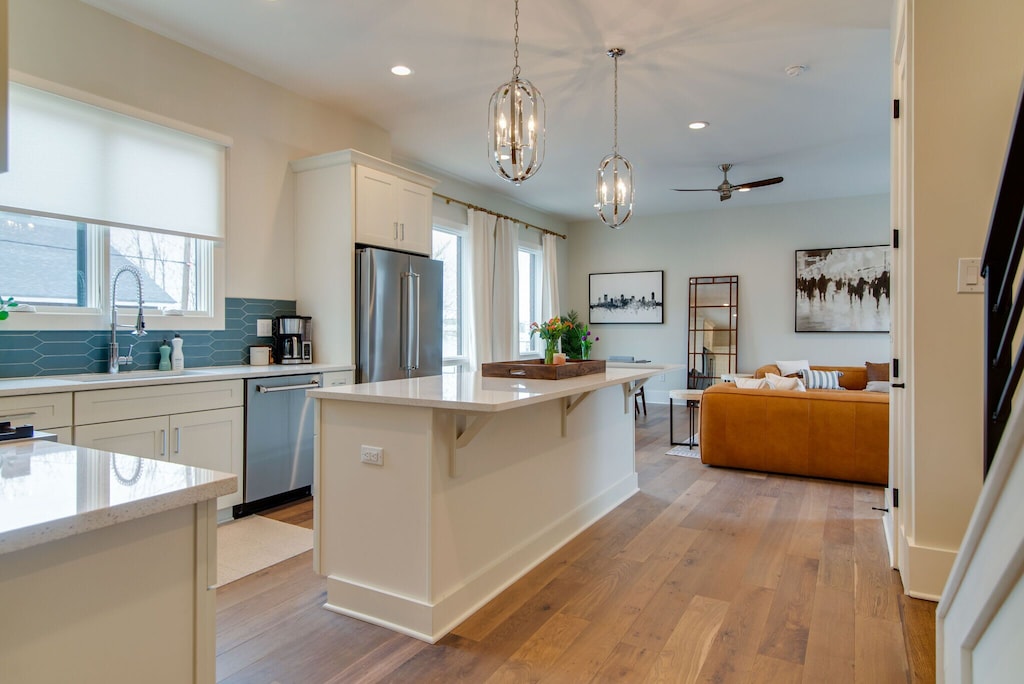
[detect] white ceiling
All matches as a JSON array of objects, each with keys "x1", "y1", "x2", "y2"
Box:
[{"x1": 80, "y1": 0, "x2": 893, "y2": 223}]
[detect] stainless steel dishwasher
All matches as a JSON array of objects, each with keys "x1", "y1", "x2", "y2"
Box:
[{"x1": 234, "y1": 372, "x2": 320, "y2": 518}]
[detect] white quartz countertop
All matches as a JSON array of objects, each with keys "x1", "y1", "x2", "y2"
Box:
[
  {"x1": 0, "y1": 363, "x2": 354, "y2": 397},
  {"x1": 308, "y1": 365, "x2": 678, "y2": 412},
  {"x1": 0, "y1": 440, "x2": 237, "y2": 555}
]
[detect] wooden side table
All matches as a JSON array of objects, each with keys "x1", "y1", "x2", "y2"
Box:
[{"x1": 669, "y1": 389, "x2": 704, "y2": 447}]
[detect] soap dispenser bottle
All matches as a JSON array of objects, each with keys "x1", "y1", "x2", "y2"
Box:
[
  {"x1": 159, "y1": 339, "x2": 172, "y2": 371},
  {"x1": 171, "y1": 334, "x2": 185, "y2": 370}
]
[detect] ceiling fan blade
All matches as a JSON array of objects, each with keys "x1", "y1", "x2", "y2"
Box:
[
  {"x1": 734, "y1": 176, "x2": 783, "y2": 190},
  {"x1": 672, "y1": 188, "x2": 719, "y2": 192}
]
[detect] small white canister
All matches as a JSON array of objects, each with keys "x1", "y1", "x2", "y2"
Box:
[{"x1": 249, "y1": 345, "x2": 272, "y2": 366}]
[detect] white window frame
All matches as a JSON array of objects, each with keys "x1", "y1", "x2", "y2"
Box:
[
  {"x1": 433, "y1": 218, "x2": 471, "y2": 372},
  {"x1": 518, "y1": 241, "x2": 543, "y2": 358}
]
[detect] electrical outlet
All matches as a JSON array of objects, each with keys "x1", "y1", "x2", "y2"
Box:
[
  {"x1": 360, "y1": 445, "x2": 383, "y2": 466},
  {"x1": 256, "y1": 318, "x2": 273, "y2": 336}
]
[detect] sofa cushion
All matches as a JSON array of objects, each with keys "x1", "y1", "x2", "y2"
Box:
[
  {"x1": 775, "y1": 359, "x2": 810, "y2": 376},
  {"x1": 865, "y1": 380, "x2": 891, "y2": 393},
  {"x1": 735, "y1": 377, "x2": 770, "y2": 389},
  {"x1": 866, "y1": 361, "x2": 890, "y2": 382},
  {"x1": 754, "y1": 364, "x2": 868, "y2": 391},
  {"x1": 800, "y1": 368, "x2": 844, "y2": 390},
  {"x1": 765, "y1": 373, "x2": 806, "y2": 391}
]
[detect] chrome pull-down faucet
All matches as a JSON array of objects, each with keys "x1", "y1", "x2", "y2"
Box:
[{"x1": 109, "y1": 265, "x2": 147, "y2": 373}]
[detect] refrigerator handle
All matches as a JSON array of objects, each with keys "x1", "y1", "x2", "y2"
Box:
[{"x1": 401, "y1": 271, "x2": 421, "y2": 370}]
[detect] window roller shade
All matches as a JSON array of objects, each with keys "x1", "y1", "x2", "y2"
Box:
[{"x1": 0, "y1": 83, "x2": 225, "y2": 240}]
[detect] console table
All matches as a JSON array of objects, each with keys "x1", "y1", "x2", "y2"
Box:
[{"x1": 669, "y1": 388, "x2": 704, "y2": 448}]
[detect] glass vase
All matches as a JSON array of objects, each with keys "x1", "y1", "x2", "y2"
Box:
[
  {"x1": 544, "y1": 338, "x2": 557, "y2": 364},
  {"x1": 581, "y1": 343, "x2": 592, "y2": 360}
]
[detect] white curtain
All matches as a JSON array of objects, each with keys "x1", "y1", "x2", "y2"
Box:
[
  {"x1": 541, "y1": 232, "x2": 560, "y2": 322},
  {"x1": 467, "y1": 210, "x2": 518, "y2": 367},
  {"x1": 492, "y1": 218, "x2": 517, "y2": 361},
  {"x1": 468, "y1": 209, "x2": 494, "y2": 368}
]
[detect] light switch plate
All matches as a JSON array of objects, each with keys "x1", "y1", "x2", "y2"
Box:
[
  {"x1": 256, "y1": 318, "x2": 273, "y2": 336},
  {"x1": 957, "y1": 258, "x2": 984, "y2": 294}
]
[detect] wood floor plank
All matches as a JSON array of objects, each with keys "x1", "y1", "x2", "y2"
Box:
[
  {"x1": 898, "y1": 594, "x2": 937, "y2": 684},
  {"x1": 213, "y1": 404, "x2": 931, "y2": 684},
  {"x1": 757, "y1": 555, "x2": 819, "y2": 664},
  {"x1": 695, "y1": 583, "x2": 775, "y2": 683},
  {"x1": 642, "y1": 594, "x2": 730, "y2": 683},
  {"x1": 749, "y1": 654, "x2": 804, "y2": 683},
  {"x1": 855, "y1": 615, "x2": 910, "y2": 684},
  {"x1": 802, "y1": 585, "x2": 856, "y2": 683}
]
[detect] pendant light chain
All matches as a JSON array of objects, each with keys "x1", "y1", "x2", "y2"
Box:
[
  {"x1": 512, "y1": 0, "x2": 520, "y2": 80},
  {"x1": 612, "y1": 51, "x2": 619, "y2": 155}
]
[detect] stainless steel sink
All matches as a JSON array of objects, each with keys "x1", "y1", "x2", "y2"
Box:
[{"x1": 62, "y1": 369, "x2": 218, "y2": 383}]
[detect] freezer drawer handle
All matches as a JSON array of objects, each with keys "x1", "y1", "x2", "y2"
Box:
[{"x1": 256, "y1": 380, "x2": 321, "y2": 394}]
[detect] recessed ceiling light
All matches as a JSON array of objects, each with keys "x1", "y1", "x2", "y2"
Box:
[
  {"x1": 688, "y1": 121, "x2": 709, "y2": 130},
  {"x1": 391, "y1": 65, "x2": 413, "y2": 76}
]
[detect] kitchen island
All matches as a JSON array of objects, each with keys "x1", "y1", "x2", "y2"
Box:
[
  {"x1": 0, "y1": 440, "x2": 236, "y2": 683},
  {"x1": 308, "y1": 365, "x2": 673, "y2": 643}
]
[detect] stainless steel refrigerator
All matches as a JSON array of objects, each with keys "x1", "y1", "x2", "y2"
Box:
[{"x1": 356, "y1": 246, "x2": 443, "y2": 383}]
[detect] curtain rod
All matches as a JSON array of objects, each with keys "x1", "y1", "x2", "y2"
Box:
[{"x1": 434, "y1": 192, "x2": 567, "y2": 240}]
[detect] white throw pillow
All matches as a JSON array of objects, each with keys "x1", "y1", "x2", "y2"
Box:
[
  {"x1": 865, "y1": 380, "x2": 891, "y2": 393},
  {"x1": 765, "y1": 372, "x2": 807, "y2": 392},
  {"x1": 800, "y1": 368, "x2": 845, "y2": 390},
  {"x1": 734, "y1": 377, "x2": 769, "y2": 390},
  {"x1": 775, "y1": 359, "x2": 810, "y2": 377}
]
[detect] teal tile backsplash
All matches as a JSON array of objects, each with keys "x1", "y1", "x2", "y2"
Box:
[{"x1": 0, "y1": 298, "x2": 296, "y2": 378}]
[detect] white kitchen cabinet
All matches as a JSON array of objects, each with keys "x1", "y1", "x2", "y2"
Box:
[
  {"x1": 321, "y1": 370, "x2": 354, "y2": 387},
  {"x1": 355, "y1": 165, "x2": 433, "y2": 254},
  {"x1": 73, "y1": 381, "x2": 244, "y2": 513},
  {"x1": 0, "y1": 392, "x2": 72, "y2": 442},
  {"x1": 292, "y1": 149, "x2": 438, "y2": 366}
]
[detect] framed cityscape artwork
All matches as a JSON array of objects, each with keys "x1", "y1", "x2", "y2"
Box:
[{"x1": 589, "y1": 270, "x2": 664, "y2": 324}]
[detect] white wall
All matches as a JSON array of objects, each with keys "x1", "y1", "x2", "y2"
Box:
[
  {"x1": 566, "y1": 194, "x2": 890, "y2": 400},
  {"x1": 904, "y1": 0, "x2": 1024, "y2": 600},
  {"x1": 10, "y1": 0, "x2": 391, "y2": 301}
]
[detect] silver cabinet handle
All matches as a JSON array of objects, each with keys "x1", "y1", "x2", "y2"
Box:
[
  {"x1": 400, "y1": 222, "x2": 405, "y2": 241},
  {"x1": 0, "y1": 412, "x2": 36, "y2": 422},
  {"x1": 174, "y1": 427, "x2": 181, "y2": 454},
  {"x1": 160, "y1": 428, "x2": 167, "y2": 457},
  {"x1": 256, "y1": 381, "x2": 321, "y2": 394},
  {"x1": 394, "y1": 221, "x2": 399, "y2": 240}
]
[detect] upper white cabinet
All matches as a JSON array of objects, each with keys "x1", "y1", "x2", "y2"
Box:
[
  {"x1": 354, "y1": 166, "x2": 433, "y2": 254},
  {"x1": 291, "y1": 150, "x2": 438, "y2": 366}
]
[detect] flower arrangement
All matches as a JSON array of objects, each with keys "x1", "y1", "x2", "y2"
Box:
[
  {"x1": 530, "y1": 316, "x2": 574, "y2": 364},
  {"x1": 0, "y1": 296, "x2": 18, "y2": 321},
  {"x1": 578, "y1": 327, "x2": 599, "y2": 360}
]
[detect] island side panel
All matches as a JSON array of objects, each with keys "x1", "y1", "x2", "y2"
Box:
[
  {"x1": 317, "y1": 400, "x2": 434, "y2": 634},
  {"x1": 429, "y1": 384, "x2": 638, "y2": 636},
  {"x1": 0, "y1": 504, "x2": 209, "y2": 684}
]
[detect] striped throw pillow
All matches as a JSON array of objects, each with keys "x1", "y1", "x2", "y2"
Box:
[{"x1": 800, "y1": 369, "x2": 844, "y2": 390}]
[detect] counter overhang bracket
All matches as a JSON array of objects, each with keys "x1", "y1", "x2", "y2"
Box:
[
  {"x1": 561, "y1": 391, "x2": 593, "y2": 436},
  {"x1": 449, "y1": 412, "x2": 495, "y2": 477},
  {"x1": 621, "y1": 379, "x2": 649, "y2": 414}
]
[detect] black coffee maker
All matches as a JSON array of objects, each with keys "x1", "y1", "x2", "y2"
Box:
[{"x1": 272, "y1": 315, "x2": 313, "y2": 364}]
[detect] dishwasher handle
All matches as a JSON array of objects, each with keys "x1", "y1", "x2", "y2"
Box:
[{"x1": 256, "y1": 380, "x2": 321, "y2": 394}]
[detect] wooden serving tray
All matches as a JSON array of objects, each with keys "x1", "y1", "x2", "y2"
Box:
[{"x1": 481, "y1": 359, "x2": 607, "y2": 380}]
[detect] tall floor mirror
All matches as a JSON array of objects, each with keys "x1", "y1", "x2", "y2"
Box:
[{"x1": 688, "y1": 275, "x2": 738, "y2": 389}]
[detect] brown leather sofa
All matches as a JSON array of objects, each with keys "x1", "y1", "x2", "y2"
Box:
[{"x1": 698, "y1": 364, "x2": 889, "y2": 485}]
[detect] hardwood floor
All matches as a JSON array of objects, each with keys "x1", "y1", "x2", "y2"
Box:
[{"x1": 218, "y1": 404, "x2": 936, "y2": 683}]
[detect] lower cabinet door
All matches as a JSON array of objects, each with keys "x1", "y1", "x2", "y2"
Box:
[
  {"x1": 74, "y1": 416, "x2": 169, "y2": 461},
  {"x1": 170, "y1": 406, "x2": 243, "y2": 510}
]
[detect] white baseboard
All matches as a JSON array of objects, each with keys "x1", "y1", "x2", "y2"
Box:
[
  {"x1": 899, "y1": 533, "x2": 957, "y2": 600},
  {"x1": 324, "y1": 473, "x2": 640, "y2": 643}
]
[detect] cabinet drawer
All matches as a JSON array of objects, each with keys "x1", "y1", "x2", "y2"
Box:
[
  {"x1": 0, "y1": 393, "x2": 73, "y2": 429},
  {"x1": 74, "y1": 380, "x2": 243, "y2": 425}
]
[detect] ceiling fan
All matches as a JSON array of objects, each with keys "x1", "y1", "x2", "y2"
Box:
[{"x1": 673, "y1": 163, "x2": 784, "y2": 201}]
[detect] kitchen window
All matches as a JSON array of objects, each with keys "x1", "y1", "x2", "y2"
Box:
[
  {"x1": 0, "y1": 210, "x2": 213, "y2": 315},
  {"x1": 433, "y1": 221, "x2": 469, "y2": 369},
  {"x1": 0, "y1": 79, "x2": 228, "y2": 330}
]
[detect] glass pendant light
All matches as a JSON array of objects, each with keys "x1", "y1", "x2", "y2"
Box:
[
  {"x1": 596, "y1": 48, "x2": 634, "y2": 228},
  {"x1": 488, "y1": 0, "x2": 545, "y2": 185}
]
